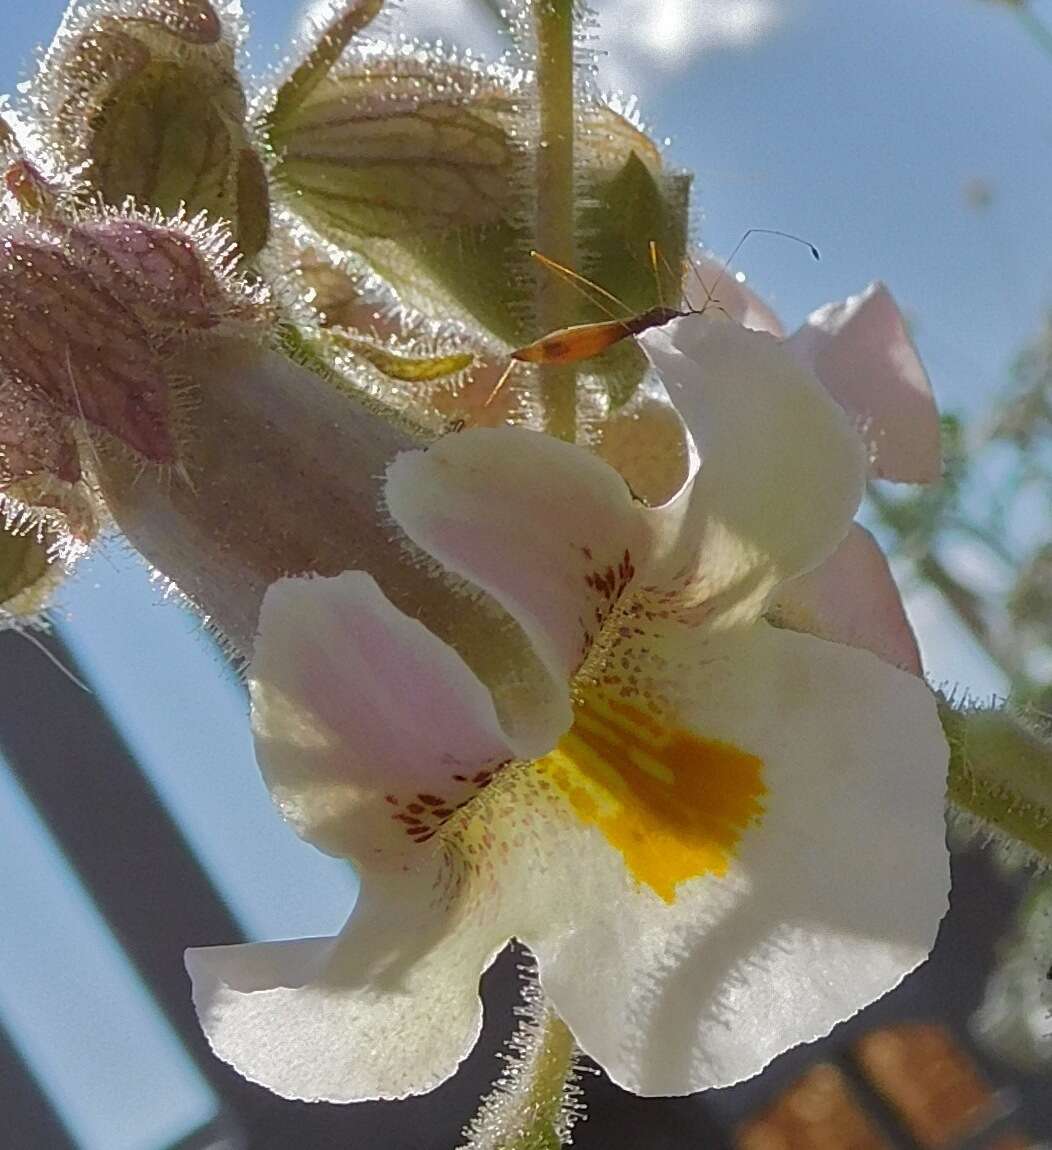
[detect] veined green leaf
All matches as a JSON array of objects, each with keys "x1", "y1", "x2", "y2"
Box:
[
  {"x1": 89, "y1": 59, "x2": 240, "y2": 213},
  {"x1": 271, "y1": 58, "x2": 531, "y2": 341}
]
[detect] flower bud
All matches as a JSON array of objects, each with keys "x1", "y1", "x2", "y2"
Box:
[
  {"x1": 0, "y1": 211, "x2": 268, "y2": 483},
  {"x1": 36, "y1": 0, "x2": 269, "y2": 257}
]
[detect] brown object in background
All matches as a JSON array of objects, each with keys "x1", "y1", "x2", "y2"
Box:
[
  {"x1": 855, "y1": 1023, "x2": 1001, "y2": 1148},
  {"x1": 736, "y1": 1063, "x2": 893, "y2": 1150},
  {"x1": 985, "y1": 1136, "x2": 1038, "y2": 1150}
]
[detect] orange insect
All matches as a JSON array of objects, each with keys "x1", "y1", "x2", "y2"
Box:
[{"x1": 511, "y1": 229, "x2": 820, "y2": 367}]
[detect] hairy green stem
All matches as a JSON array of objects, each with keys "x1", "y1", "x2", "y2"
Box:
[
  {"x1": 512, "y1": 1014, "x2": 577, "y2": 1149},
  {"x1": 533, "y1": 0, "x2": 578, "y2": 443},
  {"x1": 941, "y1": 700, "x2": 1052, "y2": 868},
  {"x1": 460, "y1": 999, "x2": 580, "y2": 1150}
]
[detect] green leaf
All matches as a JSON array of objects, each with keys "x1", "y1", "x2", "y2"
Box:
[{"x1": 270, "y1": 62, "x2": 516, "y2": 234}]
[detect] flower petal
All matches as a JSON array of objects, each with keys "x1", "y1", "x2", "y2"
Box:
[
  {"x1": 593, "y1": 393, "x2": 696, "y2": 507},
  {"x1": 251, "y1": 569, "x2": 522, "y2": 862},
  {"x1": 385, "y1": 427, "x2": 652, "y2": 685},
  {"x1": 767, "y1": 523, "x2": 922, "y2": 674},
  {"x1": 784, "y1": 283, "x2": 941, "y2": 483},
  {"x1": 187, "y1": 862, "x2": 505, "y2": 1102},
  {"x1": 639, "y1": 316, "x2": 866, "y2": 623},
  {"x1": 683, "y1": 254, "x2": 785, "y2": 337},
  {"x1": 518, "y1": 622, "x2": 948, "y2": 1094}
]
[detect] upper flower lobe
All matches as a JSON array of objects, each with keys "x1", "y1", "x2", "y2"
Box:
[
  {"x1": 685, "y1": 257, "x2": 942, "y2": 484},
  {"x1": 187, "y1": 317, "x2": 949, "y2": 1103}
]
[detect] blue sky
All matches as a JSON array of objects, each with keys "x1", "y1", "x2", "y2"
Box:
[{"x1": 0, "y1": 2, "x2": 1047, "y2": 1146}]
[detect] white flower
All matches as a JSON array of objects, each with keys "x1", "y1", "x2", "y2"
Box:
[
  {"x1": 187, "y1": 316, "x2": 949, "y2": 1102},
  {"x1": 685, "y1": 262, "x2": 942, "y2": 485}
]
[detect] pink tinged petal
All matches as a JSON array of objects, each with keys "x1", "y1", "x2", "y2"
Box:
[
  {"x1": 785, "y1": 283, "x2": 941, "y2": 483},
  {"x1": 519, "y1": 623, "x2": 948, "y2": 1094},
  {"x1": 639, "y1": 317, "x2": 866, "y2": 622},
  {"x1": 187, "y1": 862, "x2": 505, "y2": 1102},
  {"x1": 250, "y1": 569, "x2": 519, "y2": 862},
  {"x1": 768, "y1": 522, "x2": 923, "y2": 675},
  {"x1": 0, "y1": 230, "x2": 175, "y2": 463},
  {"x1": 385, "y1": 427, "x2": 652, "y2": 687},
  {"x1": 683, "y1": 253, "x2": 785, "y2": 337}
]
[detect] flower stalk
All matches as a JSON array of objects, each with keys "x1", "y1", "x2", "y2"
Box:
[
  {"x1": 460, "y1": 976, "x2": 582, "y2": 1150},
  {"x1": 941, "y1": 698, "x2": 1052, "y2": 869},
  {"x1": 533, "y1": 0, "x2": 578, "y2": 443}
]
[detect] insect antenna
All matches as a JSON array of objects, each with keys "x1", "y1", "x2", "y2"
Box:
[
  {"x1": 701, "y1": 227, "x2": 820, "y2": 317},
  {"x1": 683, "y1": 251, "x2": 718, "y2": 311},
  {"x1": 648, "y1": 240, "x2": 667, "y2": 309},
  {"x1": 529, "y1": 250, "x2": 631, "y2": 322}
]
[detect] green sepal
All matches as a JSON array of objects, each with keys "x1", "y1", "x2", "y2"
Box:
[
  {"x1": 458, "y1": 983, "x2": 581, "y2": 1150},
  {"x1": 53, "y1": 2, "x2": 269, "y2": 257},
  {"x1": 941, "y1": 698, "x2": 1052, "y2": 867},
  {"x1": 0, "y1": 529, "x2": 56, "y2": 622},
  {"x1": 577, "y1": 155, "x2": 691, "y2": 409},
  {"x1": 269, "y1": 55, "x2": 530, "y2": 342},
  {"x1": 579, "y1": 152, "x2": 689, "y2": 319},
  {"x1": 266, "y1": 0, "x2": 384, "y2": 135}
]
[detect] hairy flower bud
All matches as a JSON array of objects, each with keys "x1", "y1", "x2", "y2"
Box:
[
  {"x1": 0, "y1": 210, "x2": 268, "y2": 488},
  {"x1": 34, "y1": 0, "x2": 269, "y2": 257}
]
